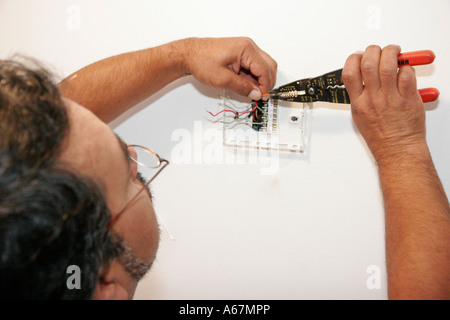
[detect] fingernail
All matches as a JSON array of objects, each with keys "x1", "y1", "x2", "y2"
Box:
[
  {"x1": 354, "y1": 50, "x2": 364, "y2": 55},
  {"x1": 248, "y1": 89, "x2": 261, "y2": 101}
]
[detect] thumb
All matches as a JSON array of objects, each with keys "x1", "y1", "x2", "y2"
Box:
[
  {"x1": 221, "y1": 68, "x2": 261, "y2": 101},
  {"x1": 397, "y1": 65, "x2": 417, "y2": 98}
]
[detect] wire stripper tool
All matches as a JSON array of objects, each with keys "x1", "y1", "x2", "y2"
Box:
[{"x1": 268, "y1": 50, "x2": 439, "y2": 104}]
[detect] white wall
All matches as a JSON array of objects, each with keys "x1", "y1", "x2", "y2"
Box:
[{"x1": 1, "y1": 0, "x2": 449, "y2": 299}]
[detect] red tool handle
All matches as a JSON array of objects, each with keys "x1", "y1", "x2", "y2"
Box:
[
  {"x1": 398, "y1": 51, "x2": 438, "y2": 102},
  {"x1": 419, "y1": 88, "x2": 439, "y2": 103},
  {"x1": 398, "y1": 50, "x2": 435, "y2": 66}
]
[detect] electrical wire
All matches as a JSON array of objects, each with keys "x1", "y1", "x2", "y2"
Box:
[
  {"x1": 219, "y1": 117, "x2": 264, "y2": 125},
  {"x1": 217, "y1": 100, "x2": 251, "y2": 114},
  {"x1": 222, "y1": 99, "x2": 252, "y2": 110},
  {"x1": 207, "y1": 102, "x2": 257, "y2": 118},
  {"x1": 207, "y1": 98, "x2": 269, "y2": 130},
  {"x1": 219, "y1": 105, "x2": 268, "y2": 125}
]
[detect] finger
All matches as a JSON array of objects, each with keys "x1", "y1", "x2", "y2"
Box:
[
  {"x1": 379, "y1": 45, "x2": 401, "y2": 95},
  {"x1": 342, "y1": 51, "x2": 364, "y2": 101},
  {"x1": 247, "y1": 58, "x2": 273, "y2": 97},
  {"x1": 239, "y1": 41, "x2": 275, "y2": 96},
  {"x1": 219, "y1": 67, "x2": 262, "y2": 100},
  {"x1": 397, "y1": 65, "x2": 418, "y2": 98},
  {"x1": 251, "y1": 41, "x2": 278, "y2": 89},
  {"x1": 361, "y1": 45, "x2": 382, "y2": 93},
  {"x1": 237, "y1": 68, "x2": 258, "y2": 84},
  {"x1": 257, "y1": 51, "x2": 277, "y2": 91}
]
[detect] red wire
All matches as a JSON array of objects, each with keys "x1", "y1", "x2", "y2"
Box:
[{"x1": 208, "y1": 102, "x2": 257, "y2": 118}]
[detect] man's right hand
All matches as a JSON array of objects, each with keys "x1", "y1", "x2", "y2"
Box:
[
  {"x1": 344, "y1": 45, "x2": 450, "y2": 300},
  {"x1": 342, "y1": 45, "x2": 427, "y2": 165}
]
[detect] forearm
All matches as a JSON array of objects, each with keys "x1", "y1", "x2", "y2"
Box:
[
  {"x1": 378, "y1": 144, "x2": 450, "y2": 299},
  {"x1": 58, "y1": 39, "x2": 190, "y2": 123},
  {"x1": 58, "y1": 37, "x2": 278, "y2": 123}
]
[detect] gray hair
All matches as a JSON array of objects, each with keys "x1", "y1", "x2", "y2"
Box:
[{"x1": 117, "y1": 238, "x2": 153, "y2": 282}]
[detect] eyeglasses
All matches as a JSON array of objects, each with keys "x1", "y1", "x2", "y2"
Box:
[{"x1": 108, "y1": 144, "x2": 169, "y2": 228}]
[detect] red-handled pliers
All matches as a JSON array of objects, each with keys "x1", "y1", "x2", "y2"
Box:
[{"x1": 268, "y1": 50, "x2": 439, "y2": 104}]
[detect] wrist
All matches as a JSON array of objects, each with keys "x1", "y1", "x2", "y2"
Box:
[
  {"x1": 175, "y1": 37, "x2": 198, "y2": 77},
  {"x1": 153, "y1": 38, "x2": 195, "y2": 80},
  {"x1": 376, "y1": 139, "x2": 432, "y2": 171}
]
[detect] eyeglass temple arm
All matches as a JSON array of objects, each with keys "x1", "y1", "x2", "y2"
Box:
[{"x1": 108, "y1": 158, "x2": 169, "y2": 228}]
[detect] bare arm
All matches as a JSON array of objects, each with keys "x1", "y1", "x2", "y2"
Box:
[
  {"x1": 343, "y1": 45, "x2": 450, "y2": 299},
  {"x1": 58, "y1": 37, "x2": 277, "y2": 123},
  {"x1": 379, "y1": 143, "x2": 449, "y2": 299}
]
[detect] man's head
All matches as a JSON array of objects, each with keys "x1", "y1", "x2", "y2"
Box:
[{"x1": 0, "y1": 59, "x2": 160, "y2": 299}]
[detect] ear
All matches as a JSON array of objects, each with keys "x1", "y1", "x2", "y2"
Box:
[
  {"x1": 127, "y1": 145, "x2": 138, "y2": 182},
  {"x1": 91, "y1": 263, "x2": 129, "y2": 300},
  {"x1": 92, "y1": 280, "x2": 128, "y2": 300}
]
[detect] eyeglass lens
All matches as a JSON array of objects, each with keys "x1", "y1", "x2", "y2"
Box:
[{"x1": 128, "y1": 145, "x2": 161, "y2": 169}]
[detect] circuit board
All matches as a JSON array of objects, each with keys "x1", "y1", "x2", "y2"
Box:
[{"x1": 216, "y1": 93, "x2": 311, "y2": 153}]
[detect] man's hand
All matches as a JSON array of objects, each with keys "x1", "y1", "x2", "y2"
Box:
[
  {"x1": 181, "y1": 37, "x2": 277, "y2": 101},
  {"x1": 342, "y1": 45, "x2": 427, "y2": 164},
  {"x1": 343, "y1": 45, "x2": 450, "y2": 300}
]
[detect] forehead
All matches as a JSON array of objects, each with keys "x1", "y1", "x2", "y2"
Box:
[{"x1": 57, "y1": 98, "x2": 129, "y2": 212}]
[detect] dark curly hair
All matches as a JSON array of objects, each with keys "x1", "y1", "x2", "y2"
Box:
[
  {"x1": 0, "y1": 58, "x2": 68, "y2": 169},
  {"x1": 0, "y1": 159, "x2": 123, "y2": 299},
  {"x1": 0, "y1": 58, "x2": 124, "y2": 299}
]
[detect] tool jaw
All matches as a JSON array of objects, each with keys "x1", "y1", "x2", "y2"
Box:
[
  {"x1": 269, "y1": 78, "x2": 316, "y2": 102},
  {"x1": 270, "y1": 68, "x2": 350, "y2": 104}
]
